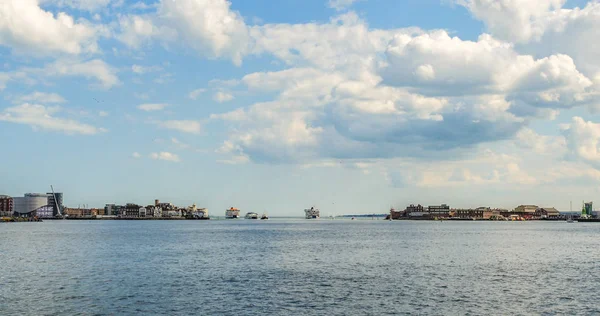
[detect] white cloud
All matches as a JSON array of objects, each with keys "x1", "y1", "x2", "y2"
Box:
[
  {"x1": 118, "y1": 0, "x2": 250, "y2": 65},
  {"x1": 137, "y1": 103, "x2": 170, "y2": 111},
  {"x1": 188, "y1": 88, "x2": 206, "y2": 100},
  {"x1": 157, "y1": 0, "x2": 250, "y2": 65},
  {"x1": 116, "y1": 14, "x2": 170, "y2": 49},
  {"x1": 456, "y1": 0, "x2": 565, "y2": 43},
  {"x1": 171, "y1": 137, "x2": 190, "y2": 149},
  {"x1": 563, "y1": 117, "x2": 600, "y2": 168},
  {"x1": 130, "y1": 1, "x2": 157, "y2": 10},
  {"x1": 458, "y1": 1, "x2": 600, "y2": 78},
  {"x1": 327, "y1": 0, "x2": 362, "y2": 11},
  {"x1": 157, "y1": 120, "x2": 201, "y2": 134},
  {"x1": 40, "y1": 59, "x2": 120, "y2": 89},
  {"x1": 40, "y1": 0, "x2": 113, "y2": 11},
  {"x1": 208, "y1": 78, "x2": 240, "y2": 87},
  {"x1": 131, "y1": 151, "x2": 141, "y2": 158},
  {"x1": 0, "y1": 0, "x2": 100, "y2": 56},
  {"x1": 15, "y1": 91, "x2": 66, "y2": 104},
  {"x1": 98, "y1": 111, "x2": 109, "y2": 117},
  {"x1": 383, "y1": 31, "x2": 597, "y2": 113},
  {"x1": 0, "y1": 103, "x2": 106, "y2": 135},
  {"x1": 213, "y1": 91, "x2": 234, "y2": 103},
  {"x1": 131, "y1": 64, "x2": 162, "y2": 74},
  {"x1": 150, "y1": 151, "x2": 180, "y2": 162}
]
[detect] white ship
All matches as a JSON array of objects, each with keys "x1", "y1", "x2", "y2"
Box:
[
  {"x1": 226, "y1": 207, "x2": 240, "y2": 219},
  {"x1": 304, "y1": 207, "x2": 320, "y2": 219},
  {"x1": 245, "y1": 212, "x2": 258, "y2": 219}
]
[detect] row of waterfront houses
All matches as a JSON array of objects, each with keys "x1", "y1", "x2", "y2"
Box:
[
  {"x1": 389, "y1": 204, "x2": 561, "y2": 220},
  {"x1": 0, "y1": 193, "x2": 208, "y2": 220}
]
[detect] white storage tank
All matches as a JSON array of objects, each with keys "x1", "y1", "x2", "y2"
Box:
[{"x1": 13, "y1": 193, "x2": 48, "y2": 215}]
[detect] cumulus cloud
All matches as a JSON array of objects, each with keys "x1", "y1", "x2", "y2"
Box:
[
  {"x1": 327, "y1": 0, "x2": 362, "y2": 11},
  {"x1": 40, "y1": 59, "x2": 120, "y2": 89},
  {"x1": 188, "y1": 88, "x2": 206, "y2": 100},
  {"x1": 150, "y1": 151, "x2": 180, "y2": 162},
  {"x1": 131, "y1": 151, "x2": 141, "y2": 158},
  {"x1": 137, "y1": 103, "x2": 170, "y2": 111},
  {"x1": 117, "y1": 0, "x2": 250, "y2": 65},
  {"x1": 456, "y1": 0, "x2": 565, "y2": 43},
  {"x1": 563, "y1": 117, "x2": 600, "y2": 168},
  {"x1": 459, "y1": 1, "x2": 600, "y2": 78},
  {"x1": 39, "y1": 0, "x2": 113, "y2": 12},
  {"x1": 131, "y1": 64, "x2": 162, "y2": 74},
  {"x1": 213, "y1": 91, "x2": 234, "y2": 103},
  {"x1": 0, "y1": 103, "x2": 106, "y2": 135},
  {"x1": 157, "y1": 120, "x2": 201, "y2": 134},
  {"x1": 0, "y1": 0, "x2": 101, "y2": 56},
  {"x1": 15, "y1": 91, "x2": 66, "y2": 104}
]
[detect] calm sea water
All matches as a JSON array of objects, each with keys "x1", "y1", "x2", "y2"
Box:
[{"x1": 1, "y1": 219, "x2": 599, "y2": 315}]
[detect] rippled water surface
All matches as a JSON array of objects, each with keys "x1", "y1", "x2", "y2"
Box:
[{"x1": 1, "y1": 219, "x2": 599, "y2": 315}]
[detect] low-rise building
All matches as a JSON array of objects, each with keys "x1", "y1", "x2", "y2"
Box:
[
  {"x1": 64, "y1": 208, "x2": 98, "y2": 217},
  {"x1": 404, "y1": 204, "x2": 425, "y2": 217},
  {"x1": 452, "y1": 208, "x2": 484, "y2": 219},
  {"x1": 536, "y1": 207, "x2": 560, "y2": 219},
  {"x1": 428, "y1": 204, "x2": 450, "y2": 218},
  {"x1": 0, "y1": 195, "x2": 13, "y2": 217}
]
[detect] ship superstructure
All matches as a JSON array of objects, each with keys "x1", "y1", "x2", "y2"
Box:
[
  {"x1": 245, "y1": 212, "x2": 258, "y2": 219},
  {"x1": 226, "y1": 207, "x2": 240, "y2": 219},
  {"x1": 304, "y1": 207, "x2": 320, "y2": 219}
]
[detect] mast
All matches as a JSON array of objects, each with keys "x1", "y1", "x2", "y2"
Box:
[{"x1": 50, "y1": 185, "x2": 62, "y2": 216}]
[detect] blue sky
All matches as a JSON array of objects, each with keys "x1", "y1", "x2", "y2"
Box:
[{"x1": 2, "y1": 0, "x2": 600, "y2": 215}]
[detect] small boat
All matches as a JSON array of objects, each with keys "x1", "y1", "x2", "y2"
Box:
[
  {"x1": 260, "y1": 213, "x2": 269, "y2": 220},
  {"x1": 245, "y1": 212, "x2": 259, "y2": 219}
]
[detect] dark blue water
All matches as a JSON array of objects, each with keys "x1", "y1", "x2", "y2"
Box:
[{"x1": 1, "y1": 220, "x2": 599, "y2": 315}]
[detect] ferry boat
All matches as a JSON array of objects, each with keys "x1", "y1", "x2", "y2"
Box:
[
  {"x1": 304, "y1": 207, "x2": 320, "y2": 219},
  {"x1": 226, "y1": 207, "x2": 240, "y2": 219},
  {"x1": 245, "y1": 212, "x2": 258, "y2": 219},
  {"x1": 190, "y1": 208, "x2": 209, "y2": 220}
]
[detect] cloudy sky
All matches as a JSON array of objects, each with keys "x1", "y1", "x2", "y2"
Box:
[{"x1": 1, "y1": 0, "x2": 600, "y2": 215}]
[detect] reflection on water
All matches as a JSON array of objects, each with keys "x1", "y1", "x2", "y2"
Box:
[{"x1": 1, "y1": 220, "x2": 598, "y2": 315}]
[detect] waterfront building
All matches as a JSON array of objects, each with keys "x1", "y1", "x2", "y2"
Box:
[
  {"x1": 583, "y1": 202, "x2": 593, "y2": 218},
  {"x1": 536, "y1": 207, "x2": 560, "y2": 219},
  {"x1": 64, "y1": 208, "x2": 98, "y2": 218},
  {"x1": 511, "y1": 205, "x2": 539, "y2": 219},
  {"x1": 0, "y1": 195, "x2": 13, "y2": 217},
  {"x1": 46, "y1": 192, "x2": 64, "y2": 216},
  {"x1": 104, "y1": 204, "x2": 116, "y2": 216},
  {"x1": 452, "y1": 208, "x2": 484, "y2": 219},
  {"x1": 428, "y1": 204, "x2": 450, "y2": 218},
  {"x1": 150, "y1": 206, "x2": 162, "y2": 217},
  {"x1": 123, "y1": 203, "x2": 141, "y2": 218},
  {"x1": 481, "y1": 208, "x2": 501, "y2": 219},
  {"x1": 389, "y1": 208, "x2": 405, "y2": 220},
  {"x1": 13, "y1": 193, "x2": 49, "y2": 217},
  {"x1": 154, "y1": 199, "x2": 176, "y2": 211},
  {"x1": 404, "y1": 204, "x2": 425, "y2": 218}
]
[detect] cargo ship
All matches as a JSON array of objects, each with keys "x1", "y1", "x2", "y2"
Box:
[
  {"x1": 304, "y1": 207, "x2": 320, "y2": 219},
  {"x1": 226, "y1": 207, "x2": 240, "y2": 219}
]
